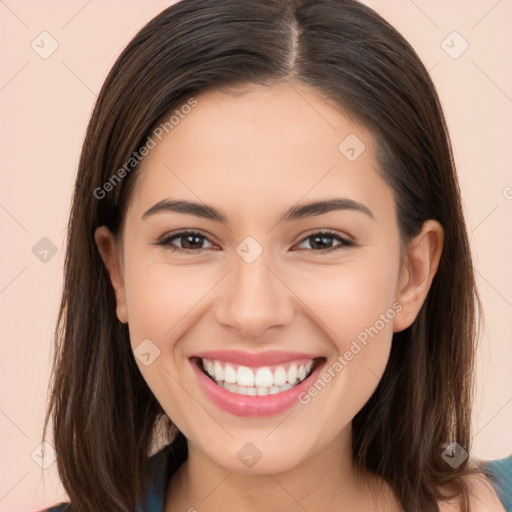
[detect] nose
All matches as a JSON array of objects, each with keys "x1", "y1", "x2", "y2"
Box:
[{"x1": 213, "y1": 251, "x2": 295, "y2": 339}]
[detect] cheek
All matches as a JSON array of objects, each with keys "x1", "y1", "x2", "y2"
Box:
[
  {"x1": 122, "y1": 260, "x2": 212, "y2": 428},
  {"x1": 295, "y1": 257, "x2": 400, "y2": 344},
  {"x1": 295, "y1": 264, "x2": 399, "y2": 422},
  {"x1": 292, "y1": 255, "x2": 400, "y2": 410},
  {"x1": 124, "y1": 261, "x2": 209, "y2": 346}
]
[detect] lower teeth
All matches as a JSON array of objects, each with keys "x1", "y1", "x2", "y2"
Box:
[{"x1": 219, "y1": 381, "x2": 294, "y2": 396}]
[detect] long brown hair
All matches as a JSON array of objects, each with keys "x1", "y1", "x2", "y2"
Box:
[{"x1": 42, "y1": 0, "x2": 485, "y2": 510}]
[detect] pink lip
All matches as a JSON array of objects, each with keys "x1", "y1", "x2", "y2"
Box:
[
  {"x1": 190, "y1": 356, "x2": 326, "y2": 417},
  {"x1": 192, "y1": 349, "x2": 320, "y2": 367}
]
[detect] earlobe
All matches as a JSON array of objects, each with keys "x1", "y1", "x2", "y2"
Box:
[
  {"x1": 393, "y1": 220, "x2": 444, "y2": 332},
  {"x1": 94, "y1": 226, "x2": 128, "y2": 324}
]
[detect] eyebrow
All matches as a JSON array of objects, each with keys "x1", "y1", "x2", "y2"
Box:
[{"x1": 141, "y1": 197, "x2": 375, "y2": 223}]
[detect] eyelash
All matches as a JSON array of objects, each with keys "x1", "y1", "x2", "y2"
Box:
[{"x1": 155, "y1": 229, "x2": 356, "y2": 255}]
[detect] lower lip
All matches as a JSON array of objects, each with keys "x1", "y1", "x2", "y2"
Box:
[{"x1": 190, "y1": 357, "x2": 326, "y2": 417}]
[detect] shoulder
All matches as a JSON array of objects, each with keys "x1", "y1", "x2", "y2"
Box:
[
  {"x1": 483, "y1": 455, "x2": 512, "y2": 511},
  {"x1": 438, "y1": 467, "x2": 509, "y2": 512},
  {"x1": 33, "y1": 443, "x2": 175, "y2": 512},
  {"x1": 462, "y1": 472, "x2": 506, "y2": 511}
]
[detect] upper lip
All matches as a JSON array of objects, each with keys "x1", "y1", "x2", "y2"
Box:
[{"x1": 191, "y1": 350, "x2": 322, "y2": 367}]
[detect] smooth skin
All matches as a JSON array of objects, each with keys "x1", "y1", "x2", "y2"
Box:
[{"x1": 95, "y1": 83, "x2": 504, "y2": 511}]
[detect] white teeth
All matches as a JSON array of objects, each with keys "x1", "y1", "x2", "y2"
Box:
[
  {"x1": 254, "y1": 367, "x2": 273, "y2": 387},
  {"x1": 223, "y1": 382, "x2": 238, "y2": 393},
  {"x1": 220, "y1": 380, "x2": 301, "y2": 396},
  {"x1": 298, "y1": 364, "x2": 306, "y2": 381},
  {"x1": 287, "y1": 364, "x2": 297, "y2": 385},
  {"x1": 224, "y1": 364, "x2": 237, "y2": 384},
  {"x1": 237, "y1": 365, "x2": 255, "y2": 387},
  {"x1": 257, "y1": 386, "x2": 269, "y2": 396},
  {"x1": 200, "y1": 358, "x2": 316, "y2": 395},
  {"x1": 214, "y1": 360, "x2": 224, "y2": 381},
  {"x1": 273, "y1": 366, "x2": 287, "y2": 386}
]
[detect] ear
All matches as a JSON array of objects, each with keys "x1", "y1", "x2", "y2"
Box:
[
  {"x1": 94, "y1": 226, "x2": 128, "y2": 324},
  {"x1": 393, "y1": 219, "x2": 444, "y2": 332}
]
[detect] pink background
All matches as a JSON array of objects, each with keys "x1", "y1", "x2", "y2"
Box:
[{"x1": 1, "y1": 1, "x2": 511, "y2": 510}]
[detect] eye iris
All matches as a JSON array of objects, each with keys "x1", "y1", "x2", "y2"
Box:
[
  {"x1": 310, "y1": 234, "x2": 335, "y2": 250},
  {"x1": 181, "y1": 233, "x2": 203, "y2": 249}
]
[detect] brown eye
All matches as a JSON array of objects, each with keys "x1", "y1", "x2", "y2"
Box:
[
  {"x1": 295, "y1": 230, "x2": 355, "y2": 252},
  {"x1": 156, "y1": 231, "x2": 214, "y2": 253}
]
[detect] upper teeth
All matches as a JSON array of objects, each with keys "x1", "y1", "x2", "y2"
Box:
[{"x1": 201, "y1": 358, "x2": 314, "y2": 394}]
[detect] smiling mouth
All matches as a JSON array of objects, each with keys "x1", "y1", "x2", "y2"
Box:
[{"x1": 191, "y1": 356, "x2": 323, "y2": 396}]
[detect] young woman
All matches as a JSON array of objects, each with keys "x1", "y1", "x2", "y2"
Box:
[{"x1": 38, "y1": 0, "x2": 511, "y2": 511}]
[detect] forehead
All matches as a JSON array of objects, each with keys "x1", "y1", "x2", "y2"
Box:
[
  {"x1": 156, "y1": 84, "x2": 367, "y2": 168},
  {"x1": 125, "y1": 83, "x2": 394, "y2": 225}
]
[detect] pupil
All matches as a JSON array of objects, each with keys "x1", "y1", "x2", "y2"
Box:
[
  {"x1": 183, "y1": 234, "x2": 202, "y2": 249},
  {"x1": 312, "y1": 235, "x2": 332, "y2": 250}
]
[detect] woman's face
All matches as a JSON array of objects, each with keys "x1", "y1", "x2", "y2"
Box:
[{"x1": 96, "y1": 83, "x2": 430, "y2": 475}]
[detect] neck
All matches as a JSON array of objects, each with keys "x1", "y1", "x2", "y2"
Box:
[{"x1": 165, "y1": 426, "x2": 399, "y2": 512}]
